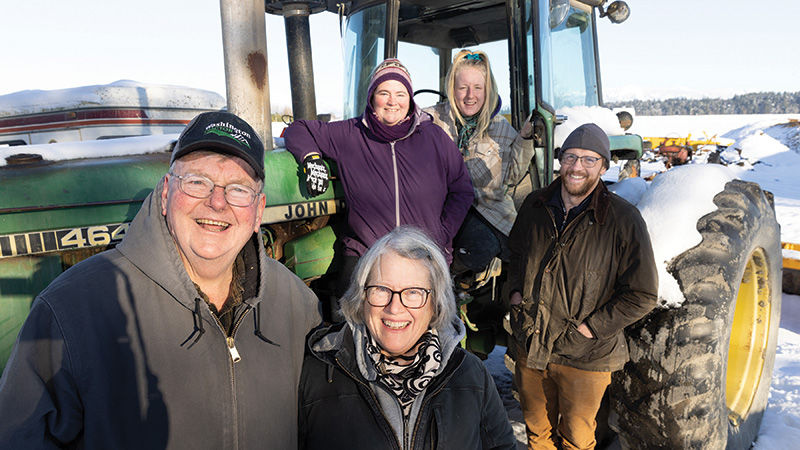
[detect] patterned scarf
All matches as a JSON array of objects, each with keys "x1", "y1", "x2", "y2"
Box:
[
  {"x1": 366, "y1": 329, "x2": 443, "y2": 417},
  {"x1": 457, "y1": 114, "x2": 479, "y2": 155}
]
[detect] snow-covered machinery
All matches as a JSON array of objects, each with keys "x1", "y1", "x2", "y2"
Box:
[
  {"x1": 0, "y1": 91, "x2": 345, "y2": 376},
  {"x1": 0, "y1": 81, "x2": 227, "y2": 146}
]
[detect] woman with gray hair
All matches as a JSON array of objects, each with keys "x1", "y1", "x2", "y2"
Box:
[{"x1": 298, "y1": 226, "x2": 516, "y2": 450}]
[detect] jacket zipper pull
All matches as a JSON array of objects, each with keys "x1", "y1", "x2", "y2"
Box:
[{"x1": 227, "y1": 337, "x2": 241, "y2": 363}]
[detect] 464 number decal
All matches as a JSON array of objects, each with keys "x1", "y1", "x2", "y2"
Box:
[{"x1": 0, "y1": 223, "x2": 129, "y2": 259}]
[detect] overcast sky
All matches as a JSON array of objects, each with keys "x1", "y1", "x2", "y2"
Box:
[{"x1": 2, "y1": 0, "x2": 798, "y2": 112}]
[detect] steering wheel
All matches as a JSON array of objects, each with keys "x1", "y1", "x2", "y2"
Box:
[{"x1": 413, "y1": 89, "x2": 447, "y2": 103}]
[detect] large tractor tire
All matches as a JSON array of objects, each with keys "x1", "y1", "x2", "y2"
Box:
[{"x1": 610, "y1": 179, "x2": 782, "y2": 450}]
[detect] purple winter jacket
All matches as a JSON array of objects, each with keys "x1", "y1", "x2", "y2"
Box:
[{"x1": 284, "y1": 109, "x2": 473, "y2": 262}]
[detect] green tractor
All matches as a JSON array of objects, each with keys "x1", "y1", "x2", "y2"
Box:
[{"x1": 0, "y1": 1, "x2": 782, "y2": 449}]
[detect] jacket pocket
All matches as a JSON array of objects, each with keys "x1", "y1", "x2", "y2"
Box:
[
  {"x1": 464, "y1": 147, "x2": 501, "y2": 189},
  {"x1": 429, "y1": 405, "x2": 442, "y2": 450},
  {"x1": 577, "y1": 270, "x2": 601, "y2": 319},
  {"x1": 552, "y1": 322, "x2": 617, "y2": 363},
  {"x1": 509, "y1": 303, "x2": 530, "y2": 349}
]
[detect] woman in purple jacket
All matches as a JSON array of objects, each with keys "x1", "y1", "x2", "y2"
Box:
[{"x1": 284, "y1": 58, "x2": 473, "y2": 300}]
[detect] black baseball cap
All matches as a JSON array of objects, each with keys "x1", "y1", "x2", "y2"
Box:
[{"x1": 171, "y1": 111, "x2": 265, "y2": 180}]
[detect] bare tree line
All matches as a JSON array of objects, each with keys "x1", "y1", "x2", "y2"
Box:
[{"x1": 606, "y1": 91, "x2": 800, "y2": 115}]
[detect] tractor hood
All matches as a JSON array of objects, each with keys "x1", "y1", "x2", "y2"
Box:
[{"x1": 0, "y1": 137, "x2": 342, "y2": 259}]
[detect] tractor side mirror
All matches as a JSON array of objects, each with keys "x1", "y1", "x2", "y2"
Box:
[{"x1": 600, "y1": 1, "x2": 630, "y2": 24}]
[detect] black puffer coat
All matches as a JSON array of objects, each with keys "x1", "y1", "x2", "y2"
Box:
[{"x1": 299, "y1": 322, "x2": 517, "y2": 450}]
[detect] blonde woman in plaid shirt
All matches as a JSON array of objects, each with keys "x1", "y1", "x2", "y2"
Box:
[{"x1": 424, "y1": 50, "x2": 534, "y2": 273}]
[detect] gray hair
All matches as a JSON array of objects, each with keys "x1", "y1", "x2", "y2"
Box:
[{"x1": 339, "y1": 226, "x2": 457, "y2": 331}]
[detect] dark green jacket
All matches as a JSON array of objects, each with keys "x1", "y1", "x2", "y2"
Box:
[{"x1": 507, "y1": 178, "x2": 658, "y2": 372}]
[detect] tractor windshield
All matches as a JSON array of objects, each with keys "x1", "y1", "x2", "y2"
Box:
[
  {"x1": 341, "y1": 1, "x2": 513, "y2": 121},
  {"x1": 545, "y1": 4, "x2": 601, "y2": 109},
  {"x1": 343, "y1": 3, "x2": 387, "y2": 119}
]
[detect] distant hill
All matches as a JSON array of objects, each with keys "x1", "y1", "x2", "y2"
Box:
[{"x1": 606, "y1": 91, "x2": 800, "y2": 115}]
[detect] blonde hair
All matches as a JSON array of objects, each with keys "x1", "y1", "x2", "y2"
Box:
[{"x1": 445, "y1": 49, "x2": 499, "y2": 139}]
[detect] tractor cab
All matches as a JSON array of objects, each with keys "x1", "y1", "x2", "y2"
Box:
[
  {"x1": 337, "y1": 0, "x2": 609, "y2": 191},
  {"x1": 264, "y1": 0, "x2": 637, "y2": 354},
  {"x1": 268, "y1": 0, "x2": 639, "y2": 190}
]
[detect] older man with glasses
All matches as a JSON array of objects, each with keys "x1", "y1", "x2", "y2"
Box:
[
  {"x1": 506, "y1": 123, "x2": 658, "y2": 450},
  {"x1": 0, "y1": 112, "x2": 321, "y2": 449}
]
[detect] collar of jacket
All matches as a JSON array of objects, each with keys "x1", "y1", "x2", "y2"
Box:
[
  {"x1": 533, "y1": 177, "x2": 612, "y2": 225},
  {"x1": 307, "y1": 321, "x2": 466, "y2": 383},
  {"x1": 359, "y1": 104, "x2": 430, "y2": 143}
]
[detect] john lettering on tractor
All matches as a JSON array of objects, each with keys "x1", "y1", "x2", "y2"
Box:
[{"x1": 0, "y1": 112, "x2": 322, "y2": 449}]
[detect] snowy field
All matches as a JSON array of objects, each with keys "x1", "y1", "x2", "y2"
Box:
[{"x1": 486, "y1": 113, "x2": 800, "y2": 449}]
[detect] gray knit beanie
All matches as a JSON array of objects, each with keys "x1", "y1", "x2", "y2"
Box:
[{"x1": 560, "y1": 123, "x2": 611, "y2": 163}]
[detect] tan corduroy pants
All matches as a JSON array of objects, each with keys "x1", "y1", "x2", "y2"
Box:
[{"x1": 515, "y1": 351, "x2": 611, "y2": 450}]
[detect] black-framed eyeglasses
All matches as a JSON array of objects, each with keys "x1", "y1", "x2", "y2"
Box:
[
  {"x1": 169, "y1": 172, "x2": 260, "y2": 207},
  {"x1": 364, "y1": 285, "x2": 431, "y2": 309},
  {"x1": 559, "y1": 153, "x2": 601, "y2": 168}
]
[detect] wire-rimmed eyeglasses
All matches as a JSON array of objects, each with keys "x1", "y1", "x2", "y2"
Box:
[
  {"x1": 364, "y1": 285, "x2": 431, "y2": 309},
  {"x1": 559, "y1": 153, "x2": 601, "y2": 168},
  {"x1": 169, "y1": 172, "x2": 259, "y2": 207}
]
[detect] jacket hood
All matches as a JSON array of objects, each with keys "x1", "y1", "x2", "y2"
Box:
[
  {"x1": 116, "y1": 177, "x2": 200, "y2": 310},
  {"x1": 308, "y1": 318, "x2": 466, "y2": 381},
  {"x1": 490, "y1": 95, "x2": 502, "y2": 119}
]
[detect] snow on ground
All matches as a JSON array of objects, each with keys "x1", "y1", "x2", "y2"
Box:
[{"x1": 486, "y1": 113, "x2": 800, "y2": 449}]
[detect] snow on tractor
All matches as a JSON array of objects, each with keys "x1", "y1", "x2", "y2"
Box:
[{"x1": 0, "y1": 1, "x2": 783, "y2": 449}]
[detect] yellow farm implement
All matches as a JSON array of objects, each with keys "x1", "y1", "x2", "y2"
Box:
[
  {"x1": 784, "y1": 242, "x2": 800, "y2": 270},
  {"x1": 643, "y1": 133, "x2": 736, "y2": 152}
]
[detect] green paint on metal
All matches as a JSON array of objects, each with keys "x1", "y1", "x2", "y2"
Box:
[
  {"x1": 609, "y1": 134, "x2": 644, "y2": 160},
  {"x1": 0, "y1": 150, "x2": 343, "y2": 236},
  {"x1": 283, "y1": 225, "x2": 338, "y2": 279},
  {"x1": 262, "y1": 149, "x2": 343, "y2": 205},
  {"x1": 0, "y1": 255, "x2": 63, "y2": 373},
  {"x1": 0, "y1": 153, "x2": 171, "y2": 235}
]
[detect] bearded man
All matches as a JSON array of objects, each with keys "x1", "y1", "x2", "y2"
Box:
[{"x1": 506, "y1": 123, "x2": 658, "y2": 450}]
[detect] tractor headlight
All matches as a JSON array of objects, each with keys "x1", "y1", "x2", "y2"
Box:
[
  {"x1": 603, "y1": 1, "x2": 630, "y2": 24},
  {"x1": 550, "y1": 0, "x2": 570, "y2": 29}
]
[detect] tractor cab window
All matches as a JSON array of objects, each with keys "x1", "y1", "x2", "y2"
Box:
[
  {"x1": 341, "y1": 1, "x2": 512, "y2": 121},
  {"x1": 534, "y1": 0, "x2": 551, "y2": 109},
  {"x1": 548, "y1": 5, "x2": 601, "y2": 109},
  {"x1": 397, "y1": 43, "x2": 441, "y2": 109},
  {"x1": 398, "y1": 41, "x2": 511, "y2": 117},
  {"x1": 343, "y1": 3, "x2": 386, "y2": 118}
]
